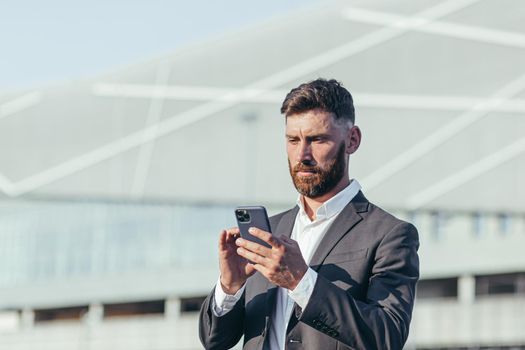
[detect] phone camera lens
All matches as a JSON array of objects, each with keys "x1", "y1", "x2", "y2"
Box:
[{"x1": 236, "y1": 209, "x2": 250, "y2": 223}]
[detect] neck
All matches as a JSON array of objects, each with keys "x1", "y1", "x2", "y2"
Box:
[{"x1": 302, "y1": 177, "x2": 351, "y2": 221}]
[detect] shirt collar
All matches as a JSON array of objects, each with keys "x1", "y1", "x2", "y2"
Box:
[{"x1": 296, "y1": 179, "x2": 362, "y2": 221}]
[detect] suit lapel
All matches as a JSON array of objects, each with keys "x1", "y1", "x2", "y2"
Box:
[
  {"x1": 263, "y1": 192, "x2": 369, "y2": 338},
  {"x1": 309, "y1": 191, "x2": 369, "y2": 270},
  {"x1": 274, "y1": 206, "x2": 298, "y2": 239}
]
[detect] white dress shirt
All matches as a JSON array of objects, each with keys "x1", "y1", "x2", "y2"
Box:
[{"x1": 213, "y1": 180, "x2": 362, "y2": 350}]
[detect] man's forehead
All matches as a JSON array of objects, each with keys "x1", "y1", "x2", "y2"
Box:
[{"x1": 285, "y1": 110, "x2": 339, "y2": 132}]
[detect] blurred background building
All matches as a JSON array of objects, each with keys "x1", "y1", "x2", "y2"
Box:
[{"x1": 0, "y1": 0, "x2": 524, "y2": 349}]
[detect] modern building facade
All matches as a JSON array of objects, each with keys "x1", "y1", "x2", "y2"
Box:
[{"x1": 0, "y1": 0, "x2": 524, "y2": 348}]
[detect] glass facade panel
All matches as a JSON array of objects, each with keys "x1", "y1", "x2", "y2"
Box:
[
  {"x1": 0, "y1": 199, "x2": 240, "y2": 288},
  {"x1": 417, "y1": 277, "x2": 458, "y2": 299},
  {"x1": 476, "y1": 272, "x2": 525, "y2": 296}
]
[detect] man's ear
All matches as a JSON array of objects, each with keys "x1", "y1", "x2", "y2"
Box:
[{"x1": 346, "y1": 126, "x2": 361, "y2": 155}]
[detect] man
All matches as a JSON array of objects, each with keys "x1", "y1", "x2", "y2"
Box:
[{"x1": 199, "y1": 78, "x2": 420, "y2": 350}]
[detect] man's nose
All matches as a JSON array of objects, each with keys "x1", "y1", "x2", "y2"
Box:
[{"x1": 297, "y1": 141, "x2": 313, "y2": 163}]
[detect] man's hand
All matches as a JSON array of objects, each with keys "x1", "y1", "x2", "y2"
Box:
[
  {"x1": 218, "y1": 228, "x2": 257, "y2": 295},
  {"x1": 235, "y1": 227, "x2": 308, "y2": 290}
]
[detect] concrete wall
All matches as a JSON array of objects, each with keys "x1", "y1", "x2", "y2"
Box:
[
  {"x1": 2, "y1": 294, "x2": 525, "y2": 350},
  {"x1": 409, "y1": 295, "x2": 525, "y2": 348}
]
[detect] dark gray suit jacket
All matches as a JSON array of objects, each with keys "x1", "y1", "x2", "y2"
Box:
[{"x1": 199, "y1": 191, "x2": 420, "y2": 349}]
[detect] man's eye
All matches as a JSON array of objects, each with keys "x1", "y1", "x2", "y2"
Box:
[{"x1": 288, "y1": 139, "x2": 299, "y2": 144}]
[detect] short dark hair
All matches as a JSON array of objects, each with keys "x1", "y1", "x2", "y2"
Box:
[{"x1": 280, "y1": 78, "x2": 355, "y2": 124}]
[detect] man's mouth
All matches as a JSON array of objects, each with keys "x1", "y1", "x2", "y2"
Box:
[{"x1": 296, "y1": 170, "x2": 317, "y2": 176}]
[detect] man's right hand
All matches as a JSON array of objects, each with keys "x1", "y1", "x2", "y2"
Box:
[{"x1": 218, "y1": 228, "x2": 256, "y2": 295}]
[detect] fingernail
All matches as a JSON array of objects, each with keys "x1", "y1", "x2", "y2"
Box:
[
  {"x1": 248, "y1": 227, "x2": 255, "y2": 233},
  {"x1": 236, "y1": 238, "x2": 243, "y2": 245}
]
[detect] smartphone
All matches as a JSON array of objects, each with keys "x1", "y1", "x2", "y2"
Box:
[{"x1": 234, "y1": 206, "x2": 272, "y2": 249}]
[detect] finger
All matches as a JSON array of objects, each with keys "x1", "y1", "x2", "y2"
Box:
[
  {"x1": 235, "y1": 237, "x2": 272, "y2": 257},
  {"x1": 250, "y1": 262, "x2": 271, "y2": 278},
  {"x1": 226, "y1": 227, "x2": 240, "y2": 236},
  {"x1": 219, "y1": 229, "x2": 239, "y2": 253},
  {"x1": 236, "y1": 247, "x2": 267, "y2": 266},
  {"x1": 219, "y1": 230, "x2": 227, "y2": 248},
  {"x1": 248, "y1": 227, "x2": 280, "y2": 248},
  {"x1": 225, "y1": 227, "x2": 240, "y2": 242}
]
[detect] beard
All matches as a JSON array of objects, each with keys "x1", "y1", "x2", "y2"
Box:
[{"x1": 288, "y1": 142, "x2": 347, "y2": 198}]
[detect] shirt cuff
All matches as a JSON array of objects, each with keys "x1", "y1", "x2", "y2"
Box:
[
  {"x1": 288, "y1": 267, "x2": 318, "y2": 309},
  {"x1": 212, "y1": 276, "x2": 246, "y2": 317}
]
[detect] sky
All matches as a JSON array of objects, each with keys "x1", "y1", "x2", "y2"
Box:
[{"x1": 0, "y1": 0, "x2": 321, "y2": 92}]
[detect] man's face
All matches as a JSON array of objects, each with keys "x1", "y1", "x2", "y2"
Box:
[{"x1": 286, "y1": 109, "x2": 356, "y2": 199}]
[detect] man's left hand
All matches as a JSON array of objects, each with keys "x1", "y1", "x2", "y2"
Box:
[{"x1": 235, "y1": 228, "x2": 308, "y2": 290}]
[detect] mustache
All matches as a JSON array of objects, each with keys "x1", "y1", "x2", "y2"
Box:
[{"x1": 292, "y1": 163, "x2": 321, "y2": 173}]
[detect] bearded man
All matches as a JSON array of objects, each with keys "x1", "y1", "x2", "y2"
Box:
[{"x1": 199, "y1": 78, "x2": 420, "y2": 350}]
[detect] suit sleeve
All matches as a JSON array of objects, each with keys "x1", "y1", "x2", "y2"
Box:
[
  {"x1": 198, "y1": 286, "x2": 245, "y2": 350},
  {"x1": 298, "y1": 222, "x2": 420, "y2": 349}
]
